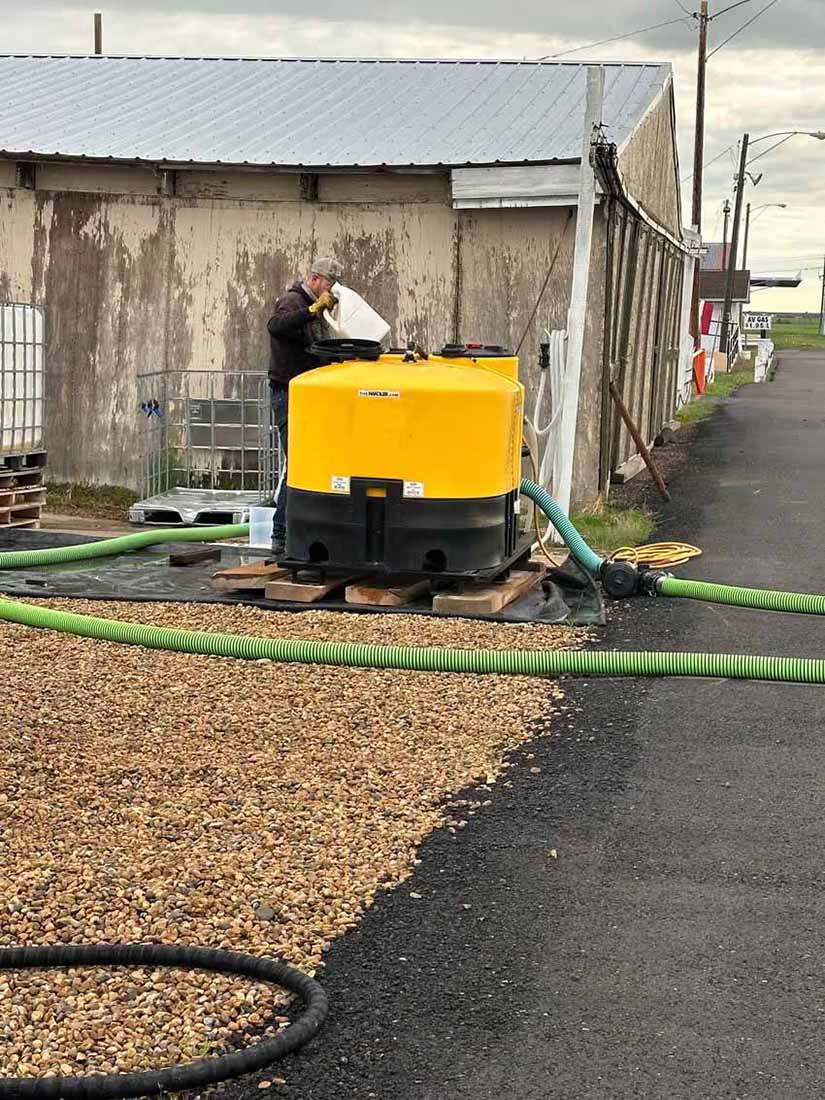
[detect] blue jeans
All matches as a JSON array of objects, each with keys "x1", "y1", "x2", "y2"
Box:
[{"x1": 271, "y1": 385, "x2": 289, "y2": 542}]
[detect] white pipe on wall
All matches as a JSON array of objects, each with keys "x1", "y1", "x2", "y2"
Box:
[{"x1": 554, "y1": 65, "x2": 604, "y2": 518}]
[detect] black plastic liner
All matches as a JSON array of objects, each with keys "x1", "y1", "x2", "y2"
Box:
[{"x1": 0, "y1": 531, "x2": 604, "y2": 625}]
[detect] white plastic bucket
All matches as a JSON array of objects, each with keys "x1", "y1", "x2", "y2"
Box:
[{"x1": 248, "y1": 506, "x2": 275, "y2": 548}]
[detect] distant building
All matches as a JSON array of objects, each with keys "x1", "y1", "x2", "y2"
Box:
[{"x1": 698, "y1": 241, "x2": 750, "y2": 363}]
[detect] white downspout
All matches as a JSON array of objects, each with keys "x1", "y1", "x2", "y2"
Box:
[{"x1": 553, "y1": 65, "x2": 604, "y2": 519}]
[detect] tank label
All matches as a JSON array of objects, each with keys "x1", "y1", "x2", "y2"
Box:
[
  {"x1": 403, "y1": 480, "x2": 425, "y2": 498},
  {"x1": 358, "y1": 389, "x2": 400, "y2": 398},
  {"x1": 330, "y1": 475, "x2": 351, "y2": 494}
]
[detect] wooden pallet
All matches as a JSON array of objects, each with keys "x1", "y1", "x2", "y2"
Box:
[
  {"x1": 0, "y1": 486, "x2": 46, "y2": 509},
  {"x1": 0, "y1": 503, "x2": 42, "y2": 528},
  {"x1": 212, "y1": 558, "x2": 544, "y2": 615},
  {"x1": 345, "y1": 577, "x2": 431, "y2": 607},
  {"x1": 0, "y1": 450, "x2": 46, "y2": 473},
  {"x1": 265, "y1": 571, "x2": 359, "y2": 604},
  {"x1": 170, "y1": 545, "x2": 223, "y2": 567},
  {"x1": 0, "y1": 468, "x2": 43, "y2": 490},
  {"x1": 431, "y1": 567, "x2": 545, "y2": 616},
  {"x1": 0, "y1": 517, "x2": 40, "y2": 530},
  {"x1": 211, "y1": 561, "x2": 286, "y2": 592}
]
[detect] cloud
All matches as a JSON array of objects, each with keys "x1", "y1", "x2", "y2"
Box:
[{"x1": 11, "y1": 0, "x2": 825, "y2": 53}]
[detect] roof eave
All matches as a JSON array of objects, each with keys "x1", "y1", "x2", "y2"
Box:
[{"x1": 0, "y1": 151, "x2": 582, "y2": 173}]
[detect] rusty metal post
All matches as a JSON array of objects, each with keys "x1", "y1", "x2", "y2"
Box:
[{"x1": 609, "y1": 380, "x2": 671, "y2": 502}]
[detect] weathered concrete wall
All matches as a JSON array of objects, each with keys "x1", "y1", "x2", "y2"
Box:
[
  {"x1": 0, "y1": 163, "x2": 624, "y2": 505},
  {"x1": 617, "y1": 84, "x2": 682, "y2": 237},
  {"x1": 458, "y1": 203, "x2": 606, "y2": 506},
  {"x1": 0, "y1": 169, "x2": 457, "y2": 486}
]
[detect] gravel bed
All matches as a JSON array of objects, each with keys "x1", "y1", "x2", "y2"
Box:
[{"x1": 0, "y1": 599, "x2": 583, "y2": 1079}]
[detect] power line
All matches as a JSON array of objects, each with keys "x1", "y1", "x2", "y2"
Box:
[
  {"x1": 747, "y1": 133, "x2": 795, "y2": 165},
  {"x1": 672, "y1": 0, "x2": 694, "y2": 14},
  {"x1": 712, "y1": 0, "x2": 755, "y2": 18},
  {"x1": 682, "y1": 143, "x2": 736, "y2": 182},
  {"x1": 708, "y1": 0, "x2": 781, "y2": 58},
  {"x1": 540, "y1": 16, "x2": 691, "y2": 59}
]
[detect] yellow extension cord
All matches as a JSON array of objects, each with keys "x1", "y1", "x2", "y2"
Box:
[
  {"x1": 608, "y1": 542, "x2": 703, "y2": 570},
  {"x1": 524, "y1": 437, "x2": 702, "y2": 571}
]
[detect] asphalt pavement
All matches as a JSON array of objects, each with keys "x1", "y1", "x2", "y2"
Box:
[{"x1": 238, "y1": 349, "x2": 825, "y2": 1100}]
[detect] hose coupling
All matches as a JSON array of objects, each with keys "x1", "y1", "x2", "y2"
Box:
[
  {"x1": 638, "y1": 569, "x2": 668, "y2": 597},
  {"x1": 599, "y1": 559, "x2": 640, "y2": 599}
]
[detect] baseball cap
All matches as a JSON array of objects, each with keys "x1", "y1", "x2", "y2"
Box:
[{"x1": 310, "y1": 256, "x2": 345, "y2": 282}]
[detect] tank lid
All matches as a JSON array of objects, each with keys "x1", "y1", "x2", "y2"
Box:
[
  {"x1": 439, "y1": 342, "x2": 513, "y2": 358},
  {"x1": 310, "y1": 338, "x2": 383, "y2": 364}
]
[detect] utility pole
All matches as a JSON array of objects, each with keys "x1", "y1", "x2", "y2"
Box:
[
  {"x1": 690, "y1": 0, "x2": 710, "y2": 346},
  {"x1": 722, "y1": 133, "x2": 749, "y2": 359},
  {"x1": 94, "y1": 12, "x2": 102, "y2": 54},
  {"x1": 722, "y1": 199, "x2": 731, "y2": 262},
  {"x1": 819, "y1": 255, "x2": 825, "y2": 337},
  {"x1": 742, "y1": 202, "x2": 751, "y2": 269}
]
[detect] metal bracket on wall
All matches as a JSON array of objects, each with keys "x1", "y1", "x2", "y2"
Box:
[
  {"x1": 15, "y1": 163, "x2": 36, "y2": 190},
  {"x1": 158, "y1": 170, "x2": 177, "y2": 197},
  {"x1": 300, "y1": 173, "x2": 320, "y2": 201}
]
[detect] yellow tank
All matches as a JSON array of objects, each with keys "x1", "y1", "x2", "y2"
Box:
[
  {"x1": 285, "y1": 350, "x2": 525, "y2": 575},
  {"x1": 434, "y1": 343, "x2": 520, "y2": 383}
]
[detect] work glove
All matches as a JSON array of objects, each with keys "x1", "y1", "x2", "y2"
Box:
[{"x1": 309, "y1": 290, "x2": 337, "y2": 315}]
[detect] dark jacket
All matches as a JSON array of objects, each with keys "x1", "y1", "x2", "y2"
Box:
[{"x1": 267, "y1": 282, "x2": 326, "y2": 386}]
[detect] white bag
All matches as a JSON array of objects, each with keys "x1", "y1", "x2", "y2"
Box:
[{"x1": 325, "y1": 283, "x2": 391, "y2": 347}]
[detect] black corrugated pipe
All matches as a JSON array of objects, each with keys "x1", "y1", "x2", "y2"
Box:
[{"x1": 0, "y1": 944, "x2": 328, "y2": 1100}]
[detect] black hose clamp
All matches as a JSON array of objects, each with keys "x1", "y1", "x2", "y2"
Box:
[{"x1": 639, "y1": 569, "x2": 668, "y2": 597}]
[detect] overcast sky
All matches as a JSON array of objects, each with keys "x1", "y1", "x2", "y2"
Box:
[{"x1": 4, "y1": 0, "x2": 823, "y2": 311}]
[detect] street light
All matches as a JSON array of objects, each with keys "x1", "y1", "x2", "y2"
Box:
[
  {"x1": 749, "y1": 130, "x2": 825, "y2": 144},
  {"x1": 743, "y1": 203, "x2": 787, "y2": 269},
  {"x1": 747, "y1": 130, "x2": 825, "y2": 166},
  {"x1": 723, "y1": 129, "x2": 824, "y2": 357}
]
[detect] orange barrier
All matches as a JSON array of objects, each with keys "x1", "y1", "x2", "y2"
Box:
[{"x1": 692, "y1": 349, "x2": 707, "y2": 395}]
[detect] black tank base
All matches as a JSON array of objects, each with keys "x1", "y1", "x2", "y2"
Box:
[
  {"x1": 275, "y1": 538, "x2": 534, "y2": 585},
  {"x1": 284, "y1": 482, "x2": 528, "y2": 581}
]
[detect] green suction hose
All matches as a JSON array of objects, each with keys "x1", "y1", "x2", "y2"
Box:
[
  {"x1": 0, "y1": 524, "x2": 248, "y2": 570},
  {"x1": 2, "y1": 597, "x2": 825, "y2": 684},
  {"x1": 657, "y1": 575, "x2": 825, "y2": 616},
  {"x1": 520, "y1": 479, "x2": 604, "y2": 574},
  {"x1": 521, "y1": 479, "x2": 825, "y2": 618}
]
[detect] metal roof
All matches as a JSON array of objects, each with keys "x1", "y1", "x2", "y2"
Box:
[{"x1": 0, "y1": 55, "x2": 672, "y2": 169}]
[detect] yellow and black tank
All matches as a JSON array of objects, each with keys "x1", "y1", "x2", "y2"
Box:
[{"x1": 284, "y1": 342, "x2": 526, "y2": 576}]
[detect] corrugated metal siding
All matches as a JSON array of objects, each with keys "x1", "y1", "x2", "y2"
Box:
[{"x1": 0, "y1": 55, "x2": 671, "y2": 168}]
